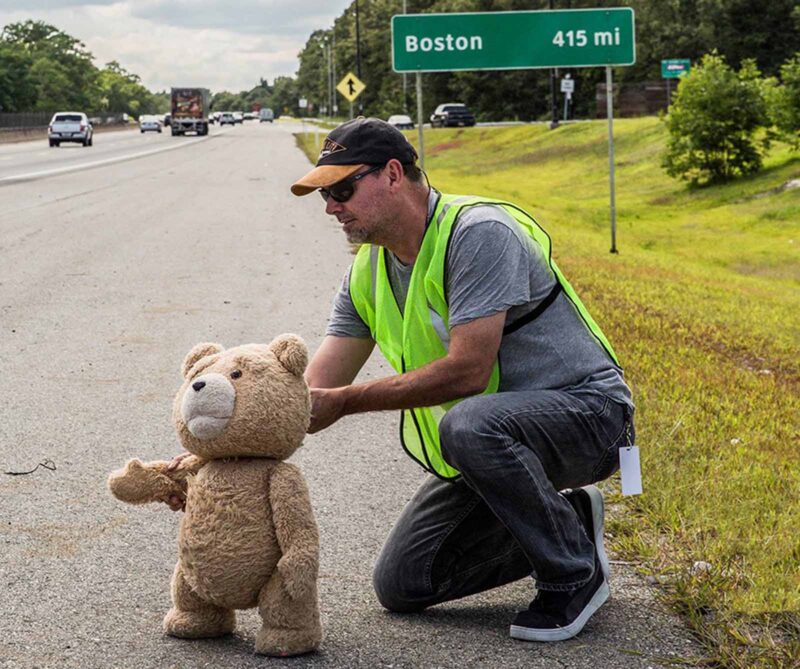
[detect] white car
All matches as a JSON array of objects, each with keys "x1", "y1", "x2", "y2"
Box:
[
  {"x1": 219, "y1": 112, "x2": 236, "y2": 126},
  {"x1": 139, "y1": 115, "x2": 162, "y2": 133},
  {"x1": 387, "y1": 114, "x2": 414, "y2": 130},
  {"x1": 232, "y1": 111, "x2": 244, "y2": 124},
  {"x1": 48, "y1": 112, "x2": 93, "y2": 147}
]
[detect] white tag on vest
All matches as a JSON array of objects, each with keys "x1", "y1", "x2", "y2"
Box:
[{"x1": 619, "y1": 445, "x2": 642, "y2": 496}]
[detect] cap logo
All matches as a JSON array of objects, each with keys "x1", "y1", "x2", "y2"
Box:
[{"x1": 319, "y1": 138, "x2": 347, "y2": 159}]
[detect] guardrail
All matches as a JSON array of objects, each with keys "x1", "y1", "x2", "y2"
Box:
[{"x1": 0, "y1": 112, "x2": 130, "y2": 131}]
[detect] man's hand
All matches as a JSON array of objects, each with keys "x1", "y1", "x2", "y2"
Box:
[
  {"x1": 167, "y1": 451, "x2": 192, "y2": 471},
  {"x1": 308, "y1": 387, "x2": 347, "y2": 434}
]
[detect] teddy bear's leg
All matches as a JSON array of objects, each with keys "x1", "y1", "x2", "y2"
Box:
[
  {"x1": 163, "y1": 562, "x2": 235, "y2": 639},
  {"x1": 254, "y1": 571, "x2": 321, "y2": 657}
]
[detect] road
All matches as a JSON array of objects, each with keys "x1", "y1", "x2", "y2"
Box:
[
  {"x1": 0, "y1": 126, "x2": 221, "y2": 184},
  {"x1": 0, "y1": 121, "x2": 702, "y2": 668}
]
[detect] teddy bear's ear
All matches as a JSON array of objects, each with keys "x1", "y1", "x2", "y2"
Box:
[
  {"x1": 182, "y1": 342, "x2": 224, "y2": 378},
  {"x1": 269, "y1": 334, "x2": 308, "y2": 377}
]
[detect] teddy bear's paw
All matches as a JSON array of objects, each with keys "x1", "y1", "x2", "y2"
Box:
[
  {"x1": 255, "y1": 625, "x2": 321, "y2": 657},
  {"x1": 163, "y1": 607, "x2": 235, "y2": 639}
]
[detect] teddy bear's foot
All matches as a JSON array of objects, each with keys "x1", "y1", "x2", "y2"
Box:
[
  {"x1": 255, "y1": 625, "x2": 321, "y2": 657},
  {"x1": 163, "y1": 607, "x2": 235, "y2": 639}
]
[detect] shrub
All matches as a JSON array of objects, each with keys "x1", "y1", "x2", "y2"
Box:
[
  {"x1": 662, "y1": 53, "x2": 770, "y2": 186},
  {"x1": 767, "y1": 52, "x2": 800, "y2": 149}
]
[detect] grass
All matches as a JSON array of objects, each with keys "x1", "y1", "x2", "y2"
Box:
[{"x1": 296, "y1": 118, "x2": 800, "y2": 667}]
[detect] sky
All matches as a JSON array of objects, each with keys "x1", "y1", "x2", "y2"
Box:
[{"x1": 0, "y1": 0, "x2": 353, "y2": 93}]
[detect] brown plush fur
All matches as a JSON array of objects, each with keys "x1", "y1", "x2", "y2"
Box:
[{"x1": 107, "y1": 335, "x2": 321, "y2": 656}]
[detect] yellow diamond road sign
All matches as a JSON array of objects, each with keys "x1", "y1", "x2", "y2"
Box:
[{"x1": 337, "y1": 72, "x2": 365, "y2": 102}]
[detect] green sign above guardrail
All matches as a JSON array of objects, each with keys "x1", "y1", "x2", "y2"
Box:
[
  {"x1": 392, "y1": 8, "x2": 635, "y2": 73},
  {"x1": 661, "y1": 59, "x2": 691, "y2": 78}
]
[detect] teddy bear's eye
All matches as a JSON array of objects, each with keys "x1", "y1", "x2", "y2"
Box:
[{"x1": 230, "y1": 370, "x2": 242, "y2": 379}]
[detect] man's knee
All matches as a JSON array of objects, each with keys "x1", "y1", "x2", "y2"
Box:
[
  {"x1": 372, "y1": 552, "x2": 427, "y2": 613},
  {"x1": 439, "y1": 398, "x2": 496, "y2": 469}
]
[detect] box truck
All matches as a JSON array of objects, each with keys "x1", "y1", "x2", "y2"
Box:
[{"x1": 170, "y1": 87, "x2": 209, "y2": 136}]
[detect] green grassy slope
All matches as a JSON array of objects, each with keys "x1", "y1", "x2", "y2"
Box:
[{"x1": 297, "y1": 118, "x2": 800, "y2": 666}]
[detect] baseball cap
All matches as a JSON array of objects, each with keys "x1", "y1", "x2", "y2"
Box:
[{"x1": 291, "y1": 117, "x2": 418, "y2": 196}]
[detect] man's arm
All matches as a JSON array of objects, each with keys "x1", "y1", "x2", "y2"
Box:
[
  {"x1": 308, "y1": 311, "x2": 505, "y2": 432},
  {"x1": 305, "y1": 335, "x2": 375, "y2": 389}
]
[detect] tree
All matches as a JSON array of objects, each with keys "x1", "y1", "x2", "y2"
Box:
[
  {"x1": 1, "y1": 20, "x2": 99, "y2": 110},
  {"x1": 269, "y1": 76, "x2": 299, "y2": 116},
  {"x1": 767, "y1": 53, "x2": 800, "y2": 150},
  {"x1": 96, "y1": 61, "x2": 158, "y2": 116},
  {"x1": 0, "y1": 43, "x2": 35, "y2": 111},
  {"x1": 662, "y1": 53, "x2": 770, "y2": 185},
  {"x1": 0, "y1": 20, "x2": 161, "y2": 114},
  {"x1": 30, "y1": 58, "x2": 73, "y2": 111},
  {"x1": 211, "y1": 90, "x2": 246, "y2": 112}
]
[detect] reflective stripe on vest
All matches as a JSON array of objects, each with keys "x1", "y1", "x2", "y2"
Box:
[{"x1": 349, "y1": 193, "x2": 619, "y2": 480}]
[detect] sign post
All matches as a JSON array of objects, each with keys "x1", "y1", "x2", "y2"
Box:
[
  {"x1": 606, "y1": 66, "x2": 617, "y2": 253},
  {"x1": 560, "y1": 74, "x2": 574, "y2": 121},
  {"x1": 416, "y1": 72, "x2": 425, "y2": 171},
  {"x1": 392, "y1": 8, "x2": 636, "y2": 253}
]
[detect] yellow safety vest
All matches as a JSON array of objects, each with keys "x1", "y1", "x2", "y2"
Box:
[{"x1": 349, "y1": 193, "x2": 619, "y2": 479}]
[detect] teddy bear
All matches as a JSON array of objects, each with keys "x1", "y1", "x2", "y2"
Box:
[{"x1": 108, "y1": 335, "x2": 321, "y2": 657}]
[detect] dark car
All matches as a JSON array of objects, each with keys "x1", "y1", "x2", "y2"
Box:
[{"x1": 430, "y1": 103, "x2": 476, "y2": 128}]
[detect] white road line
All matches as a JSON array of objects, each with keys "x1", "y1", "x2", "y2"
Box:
[{"x1": 0, "y1": 135, "x2": 211, "y2": 185}]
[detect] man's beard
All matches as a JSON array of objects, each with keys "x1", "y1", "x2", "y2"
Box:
[{"x1": 345, "y1": 225, "x2": 371, "y2": 244}]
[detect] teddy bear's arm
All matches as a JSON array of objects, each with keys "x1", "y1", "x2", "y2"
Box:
[
  {"x1": 269, "y1": 462, "x2": 320, "y2": 601},
  {"x1": 107, "y1": 456, "x2": 205, "y2": 505}
]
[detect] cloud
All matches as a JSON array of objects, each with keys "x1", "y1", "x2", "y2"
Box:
[
  {"x1": 0, "y1": 0, "x2": 351, "y2": 92},
  {"x1": 0, "y1": 0, "x2": 116, "y2": 8},
  {"x1": 130, "y1": 0, "x2": 336, "y2": 37}
]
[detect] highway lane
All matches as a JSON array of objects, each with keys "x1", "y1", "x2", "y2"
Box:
[
  {"x1": 0, "y1": 124, "x2": 235, "y2": 183},
  {"x1": 0, "y1": 121, "x2": 701, "y2": 668}
]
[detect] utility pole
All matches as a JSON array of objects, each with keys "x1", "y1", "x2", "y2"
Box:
[
  {"x1": 320, "y1": 38, "x2": 329, "y2": 118},
  {"x1": 548, "y1": 0, "x2": 559, "y2": 129},
  {"x1": 355, "y1": 0, "x2": 363, "y2": 115},
  {"x1": 332, "y1": 29, "x2": 338, "y2": 117},
  {"x1": 327, "y1": 37, "x2": 333, "y2": 119}
]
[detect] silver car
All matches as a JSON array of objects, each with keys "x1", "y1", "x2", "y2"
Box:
[
  {"x1": 48, "y1": 112, "x2": 93, "y2": 147},
  {"x1": 139, "y1": 115, "x2": 162, "y2": 133}
]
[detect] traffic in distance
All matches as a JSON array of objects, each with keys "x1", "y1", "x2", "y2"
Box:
[{"x1": 44, "y1": 84, "x2": 472, "y2": 150}]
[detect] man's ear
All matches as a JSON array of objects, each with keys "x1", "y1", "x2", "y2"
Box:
[
  {"x1": 182, "y1": 343, "x2": 224, "y2": 378},
  {"x1": 387, "y1": 158, "x2": 404, "y2": 190},
  {"x1": 269, "y1": 334, "x2": 308, "y2": 377}
]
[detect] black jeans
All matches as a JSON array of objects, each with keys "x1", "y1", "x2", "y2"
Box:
[{"x1": 373, "y1": 390, "x2": 633, "y2": 612}]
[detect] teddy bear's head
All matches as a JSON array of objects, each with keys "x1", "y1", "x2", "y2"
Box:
[{"x1": 172, "y1": 335, "x2": 311, "y2": 461}]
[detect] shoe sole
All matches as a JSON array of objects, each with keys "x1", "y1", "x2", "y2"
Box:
[
  {"x1": 509, "y1": 578, "x2": 610, "y2": 642},
  {"x1": 581, "y1": 485, "x2": 610, "y2": 582}
]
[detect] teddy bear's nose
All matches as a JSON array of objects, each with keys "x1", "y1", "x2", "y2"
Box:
[{"x1": 192, "y1": 381, "x2": 206, "y2": 392}]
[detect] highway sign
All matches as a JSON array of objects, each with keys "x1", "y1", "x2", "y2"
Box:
[
  {"x1": 337, "y1": 72, "x2": 366, "y2": 102},
  {"x1": 392, "y1": 8, "x2": 635, "y2": 72},
  {"x1": 661, "y1": 59, "x2": 691, "y2": 78}
]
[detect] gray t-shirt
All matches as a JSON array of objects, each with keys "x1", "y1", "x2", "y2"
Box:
[{"x1": 326, "y1": 189, "x2": 632, "y2": 408}]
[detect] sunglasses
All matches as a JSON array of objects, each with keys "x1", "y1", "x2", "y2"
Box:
[{"x1": 319, "y1": 164, "x2": 385, "y2": 203}]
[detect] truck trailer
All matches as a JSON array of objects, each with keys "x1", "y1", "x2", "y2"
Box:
[{"x1": 170, "y1": 87, "x2": 210, "y2": 136}]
